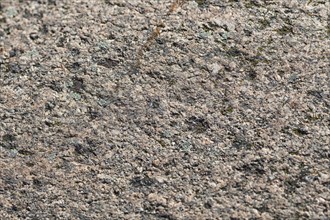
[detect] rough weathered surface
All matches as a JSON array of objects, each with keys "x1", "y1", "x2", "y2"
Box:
[{"x1": 0, "y1": 0, "x2": 329, "y2": 219}]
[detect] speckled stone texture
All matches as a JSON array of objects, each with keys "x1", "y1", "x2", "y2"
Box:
[{"x1": 0, "y1": 0, "x2": 329, "y2": 219}]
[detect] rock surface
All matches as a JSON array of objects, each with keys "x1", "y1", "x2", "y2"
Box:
[{"x1": 0, "y1": 0, "x2": 329, "y2": 219}]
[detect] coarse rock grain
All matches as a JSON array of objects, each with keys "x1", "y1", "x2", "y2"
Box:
[{"x1": 0, "y1": 0, "x2": 329, "y2": 219}]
